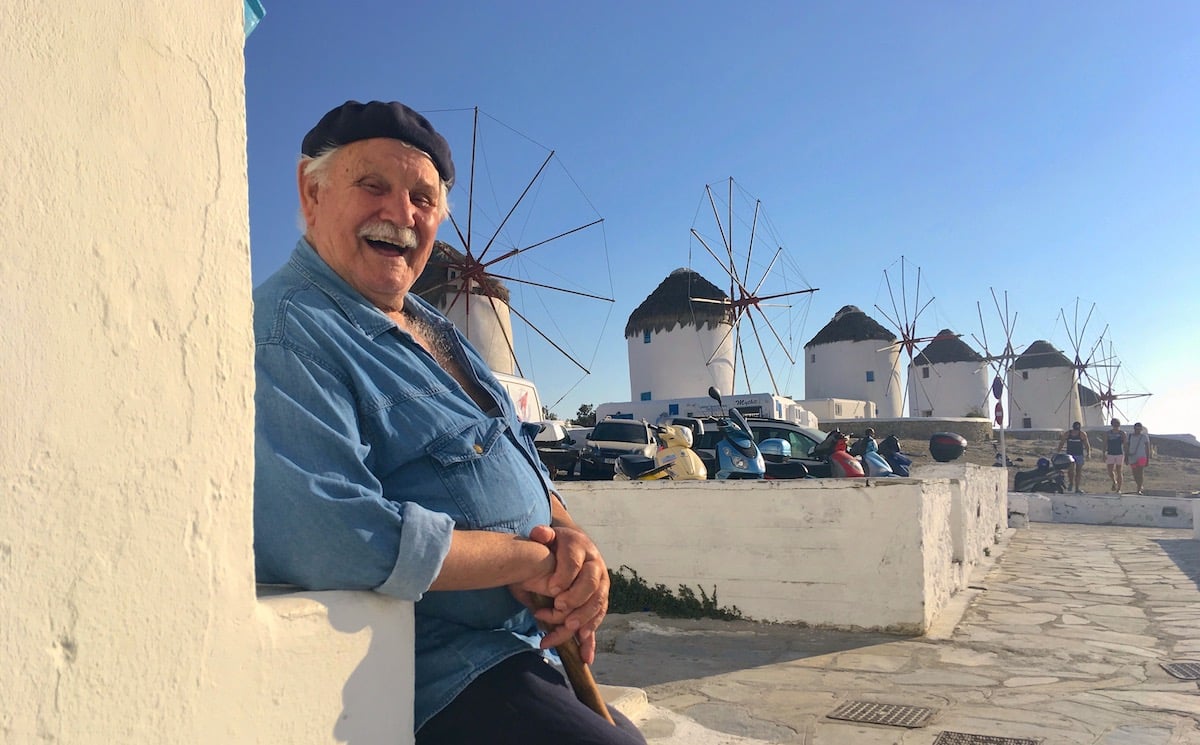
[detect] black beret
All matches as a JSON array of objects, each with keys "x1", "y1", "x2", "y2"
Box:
[{"x1": 301, "y1": 100, "x2": 454, "y2": 187}]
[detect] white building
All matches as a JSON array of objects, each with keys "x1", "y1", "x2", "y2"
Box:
[
  {"x1": 804, "y1": 305, "x2": 902, "y2": 418},
  {"x1": 1008, "y1": 340, "x2": 1082, "y2": 429},
  {"x1": 908, "y1": 329, "x2": 989, "y2": 418},
  {"x1": 413, "y1": 241, "x2": 518, "y2": 374},
  {"x1": 625, "y1": 268, "x2": 735, "y2": 401}
]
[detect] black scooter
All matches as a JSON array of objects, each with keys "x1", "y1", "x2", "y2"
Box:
[{"x1": 1013, "y1": 454, "x2": 1072, "y2": 493}]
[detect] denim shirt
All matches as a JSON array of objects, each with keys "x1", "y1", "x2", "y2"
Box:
[{"x1": 253, "y1": 239, "x2": 557, "y2": 731}]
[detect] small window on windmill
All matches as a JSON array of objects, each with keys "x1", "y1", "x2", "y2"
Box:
[
  {"x1": 921, "y1": 367, "x2": 930, "y2": 379},
  {"x1": 1022, "y1": 370, "x2": 1029, "y2": 380},
  {"x1": 922, "y1": 410, "x2": 933, "y2": 417},
  {"x1": 1023, "y1": 417, "x2": 1032, "y2": 428},
  {"x1": 810, "y1": 353, "x2": 815, "y2": 363},
  {"x1": 640, "y1": 391, "x2": 652, "y2": 401},
  {"x1": 835, "y1": 403, "x2": 843, "y2": 415},
  {"x1": 643, "y1": 330, "x2": 651, "y2": 344},
  {"x1": 865, "y1": 371, "x2": 875, "y2": 382}
]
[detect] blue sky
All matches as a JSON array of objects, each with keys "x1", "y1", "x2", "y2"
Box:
[{"x1": 246, "y1": 2, "x2": 1200, "y2": 435}]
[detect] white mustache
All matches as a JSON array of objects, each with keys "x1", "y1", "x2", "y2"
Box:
[{"x1": 359, "y1": 222, "x2": 418, "y2": 250}]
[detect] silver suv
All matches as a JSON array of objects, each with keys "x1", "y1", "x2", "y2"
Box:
[{"x1": 579, "y1": 419, "x2": 656, "y2": 479}]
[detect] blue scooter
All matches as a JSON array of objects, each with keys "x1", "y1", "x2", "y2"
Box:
[{"x1": 706, "y1": 387, "x2": 766, "y2": 480}]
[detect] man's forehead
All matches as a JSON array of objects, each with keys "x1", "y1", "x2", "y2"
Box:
[{"x1": 338, "y1": 139, "x2": 440, "y2": 179}]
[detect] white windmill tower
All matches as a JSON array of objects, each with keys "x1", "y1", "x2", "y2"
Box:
[
  {"x1": 1008, "y1": 340, "x2": 1081, "y2": 430},
  {"x1": 909, "y1": 330, "x2": 989, "y2": 418},
  {"x1": 804, "y1": 305, "x2": 901, "y2": 418},
  {"x1": 625, "y1": 268, "x2": 735, "y2": 401}
]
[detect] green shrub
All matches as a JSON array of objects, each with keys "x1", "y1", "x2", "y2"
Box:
[{"x1": 608, "y1": 565, "x2": 742, "y2": 620}]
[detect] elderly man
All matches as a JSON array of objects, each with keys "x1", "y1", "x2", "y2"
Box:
[{"x1": 254, "y1": 100, "x2": 645, "y2": 744}]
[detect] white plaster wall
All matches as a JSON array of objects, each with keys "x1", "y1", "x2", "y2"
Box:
[
  {"x1": 1008, "y1": 367, "x2": 1081, "y2": 429},
  {"x1": 908, "y1": 360, "x2": 989, "y2": 418},
  {"x1": 1010, "y1": 493, "x2": 1193, "y2": 530},
  {"x1": 627, "y1": 322, "x2": 734, "y2": 400},
  {"x1": 805, "y1": 341, "x2": 902, "y2": 418},
  {"x1": 914, "y1": 464, "x2": 1006, "y2": 572},
  {"x1": 257, "y1": 592, "x2": 415, "y2": 742},
  {"x1": 1, "y1": 4, "x2": 415, "y2": 743},
  {"x1": 435, "y1": 294, "x2": 516, "y2": 375},
  {"x1": 561, "y1": 478, "x2": 957, "y2": 633},
  {"x1": 798, "y1": 398, "x2": 876, "y2": 420}
]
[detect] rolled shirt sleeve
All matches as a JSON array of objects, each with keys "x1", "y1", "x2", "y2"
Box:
[{"x1": 254, "y1": 340, "x2": 453, "y2": 601}]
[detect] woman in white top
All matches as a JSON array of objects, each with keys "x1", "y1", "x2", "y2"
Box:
[{"x1": 1125, "y1": 422, "x2": 1152, "y2": 495}]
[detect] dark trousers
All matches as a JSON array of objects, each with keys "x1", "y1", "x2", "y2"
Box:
[{"x1": 417, "y1": 652, "x2": 647, "y2": 745}]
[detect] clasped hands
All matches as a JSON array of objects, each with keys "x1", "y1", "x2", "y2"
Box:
[{"x1": 509, "y1": 524, "x2": 609, "y2": 663}]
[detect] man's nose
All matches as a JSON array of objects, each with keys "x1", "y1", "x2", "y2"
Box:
[{"x1": 379, "y1": 191, "x2": 417, "y2": 227}]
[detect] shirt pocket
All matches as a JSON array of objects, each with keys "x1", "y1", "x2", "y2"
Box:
[{"x1": 426, "y1": 417, "x2": 542, "y2": 531}]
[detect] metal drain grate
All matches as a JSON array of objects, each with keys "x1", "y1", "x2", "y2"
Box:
[
  {"x1": 933, "y1": 733, "x2": 1043, "y2": 745},
  {"x1": 1161, "y1": 661, "x2": 1200, "y2": 680},
  {"x1": 826, "y1": 700, "x2": 935, "y2": 728}
]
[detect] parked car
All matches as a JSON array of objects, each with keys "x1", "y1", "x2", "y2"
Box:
[
  {"x1": 533, "y1": 421, "x2": 580, "y2": 478},
  {"x1": 693, "y1": 416, "x2": 832, "y2": 478},
  {"x1": 579, "y1": 418, "x2": 656, "y2": 479}
]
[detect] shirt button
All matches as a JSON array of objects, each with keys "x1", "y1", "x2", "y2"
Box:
[{"x1": 473, "y1": 443, "x2": 483, "y2": 454}]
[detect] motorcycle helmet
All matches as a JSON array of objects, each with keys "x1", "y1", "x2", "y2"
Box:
[{"x1": 1037, "y1": 457, "x2": 1050, "y2": 470}]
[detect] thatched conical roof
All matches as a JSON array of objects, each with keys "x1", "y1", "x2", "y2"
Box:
[
  {"x1": 1012, "y1": 340, "x2": 1072, "y2": 370},
  {"x1": 625, "y1": 268, "x2": 733, "y2": 338},
  {"x1": 912, "y1": 329, "x2": 983, "y2": 365},
  {"x1": 412, "y1": 240, "x2": 511, "y2": 306},
  {"x1": 805, "y1": 305, "x2": 895, "y2": 348}
]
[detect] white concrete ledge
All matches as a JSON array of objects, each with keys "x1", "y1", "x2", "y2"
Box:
[
  {"x1": 562, "y1": 467, "x2": 1006, "y2": 634},
  {"x1": 1007, "y1": 492, "x2": 1194, "y2": 530},
  {"x1": 256, "y1": 589, "x2": 415, "y2": 745}
]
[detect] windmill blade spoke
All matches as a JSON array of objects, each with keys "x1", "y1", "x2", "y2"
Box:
[
  {"x1": 744, "y1": 198, "x2": 760, "y2": 287},
  {"x1": 704, "y1": 184, "x2": 732, "y2": 272},
  {"x1": 477, "y1": 150, "x2": 556, "y2": 262},
  {"x1": 754, "y1": 288, "x2": 818, "y2": 303},
  {"x1": 485, "y1": 218, "x2": 605, "y2": 263},
  {"x1": 749, "y1": 246, "x2": 781, "y2": 297},
  {"x1": 505, "y1": 302, "x2": 591, "y2": 375},
  {"x1": 751, "y1": 308, "x2": 797, "y2": 366},
  {"x1": 746, "y1": 313, "x2": 781, "y2": 395},
  {"x1": 482, "y1": 272, "x2": 614, "y2": 302}
]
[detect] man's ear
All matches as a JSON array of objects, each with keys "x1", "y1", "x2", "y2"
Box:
[{"x1": 297, "y1": 161, "x2": 319, "y2": 229}]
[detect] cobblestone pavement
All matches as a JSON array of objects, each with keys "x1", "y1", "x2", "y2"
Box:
[{"x1": 593, "y1": 524, "x2": 1200, "y2": 744}]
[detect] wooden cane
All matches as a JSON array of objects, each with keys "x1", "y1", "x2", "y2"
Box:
[{"x1": 533, "y1": 594, "x2": 615, "y2": 725}]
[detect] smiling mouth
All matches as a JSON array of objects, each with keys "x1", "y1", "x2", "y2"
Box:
[{"x1": 364, "y1": 237, "x2": 408, "y2": 256}]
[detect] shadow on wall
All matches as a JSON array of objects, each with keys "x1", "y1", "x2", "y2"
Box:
[{"x1": 323, "y1": 593, "x2": 414, "y2": 744}]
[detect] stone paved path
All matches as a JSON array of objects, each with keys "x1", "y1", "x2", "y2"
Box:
[{"x1": 594, "y1": 524, "x2": 1200, "y2": 744}]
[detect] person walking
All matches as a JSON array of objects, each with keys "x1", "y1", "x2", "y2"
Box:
[
  {"x1": 1057, "y1": 421, "x2": 1091, "y2": 493},
  {"x1": 1126, "y1": 422, "x2": 1151, "y2": 495},
  {"x1": 1104, "y1": 418, "x2": 1127, "y2": 493}
]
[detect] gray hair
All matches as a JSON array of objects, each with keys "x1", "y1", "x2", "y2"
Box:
[{"x1": 300, "y1": 143, "x2": 451, "y2": 222}]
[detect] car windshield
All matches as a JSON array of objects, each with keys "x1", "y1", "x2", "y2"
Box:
[{"x1": 590, "y1": 421, "x2": 650, "y2": 444}]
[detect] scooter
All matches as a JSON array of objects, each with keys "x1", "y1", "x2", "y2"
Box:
[
  {"x1": 810, "y1": 429, "x2": 866, "y2": 478},
  {"x1": 877, "y1": 434, "x2": 913, "y2": 477},
  {"x1": 849, "y1": 433, "x2": 897, "y2": 477},
  {"x1": 614, "y1": 424, "x2": 708, "y2": 481},
  {"x1": 705, "y1": 387, "x2": 766, "y2": 480},
  {"x1": 1013, "y1": 454, "x2": 1072, "y2": 493}
]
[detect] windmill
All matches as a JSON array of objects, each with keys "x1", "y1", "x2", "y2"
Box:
[
  {"x1": 686, "y1": 178, "x2": 818, "y2": 397},
  {"x1": 1049, "y1": 298, "x2": 1110, "y2": 427},
  {"x1": 414, "y1": 107, "x2": 615, "y2": 412},
  {"x1": 1085, "y1": 339, "x2": 1152, "y2": 423},
  {"x1": 872, "y1": 257, "x2": 960, "y2": 417},
  {"x1": 1052, "y1": 298, "x2": 1153, "y2": 426},
  {"x1": 972, "y1": 288, "x2": 1024, "y2": 471}
]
